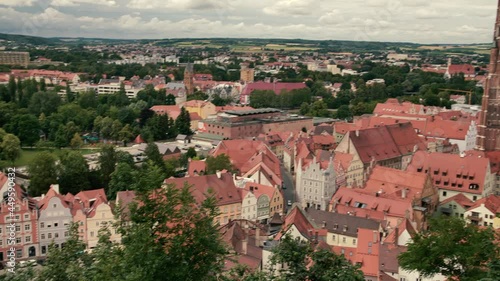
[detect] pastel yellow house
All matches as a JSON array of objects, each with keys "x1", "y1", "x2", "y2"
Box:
[
  {"x1": 86, "y1": 200, "x2": 121, "y2": 249},
  {"x1": 183, "y1": 100, "x2": 217, "y2": 119},
  {"x1": 464, "y1": 194, "x2": 500, "y2": 228}
]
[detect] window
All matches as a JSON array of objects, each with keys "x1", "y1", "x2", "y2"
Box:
[
  {"x1": 15, "y1": 225, "x2": 20, "y2": 232},
  {"x1": 41, "y1": 234, "x2": 45, "y2": 240},
  {"x1": 24, "y1": 214, "x2": 29, "y2": 220},
  {"x1": 53, "y1": 204, "x2": 56, "y2": 208},
  {"x1": 353, "y1": 239, "x2": 357, "y2": 245},
  {"x1": 90, "y1": 231, "x2": 94, "y2": 237},
  {"x1": 41, "y1": 222, "x2": 44, "y2": 228},
  {"x1": 42, "y1": 246, "x2": 46, "y2": 254},
  {"x1": 342, "y1": 237, "x2": 346, "y2": 243},
  {"x1": 54, "y1": 233, "x2": 59, "y2": 238},
  {"x1": 48, "y1": 233, "x2": 52, "y2": 239},
  {"x1": 442, "y1": 191, "x2": 447, "y2": 197},
  {"x1": 25, "y1": 236, "x2": 31, "y2": 243},
  {"x1": 16, "y1": 249, "x2": 22, "y2": 258},
  {"x1": 24, "y1": 224, "x2": 30, "y2": 231},
  {"x1": 54, "y1": 223, "x2": 58, "y2": 227},
  {"x1": 16, "y1": 237, "x2": 21, "y2": 244},
  {"x1": 473, "y1": 196, "x2": 477, "y2": 201}
]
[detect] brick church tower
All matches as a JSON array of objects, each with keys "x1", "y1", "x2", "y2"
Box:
[
  {"x1": 184, "y1": 62, "x2": 194, "y2": 95},
  {"x1": 477, "y1": 1, "x2": 500, "y2": 151}
]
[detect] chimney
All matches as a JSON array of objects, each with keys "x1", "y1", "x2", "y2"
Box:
[
  {"x1": 355, "y1": 130, "x2": 359, "y2": 137},
  {"x1": 402, "y1": 188, "x2": 407, "y2": 199},
  {"x1": 255, "y1": 227, "x2": 260, "y2": 247},
  {"x1": 216, "y1": 170, "x2": 221, "y2": 179},
  {"x1": 394, "y1": 227, "x2": 399, "y2": 245},
  {"x1": 322, "y1": 220, "x2": 326, "y2": 229},
  {"x1": 51, "y1": 184, "x2": 60, "y2": 194},
  {"x1": 314, "y1": 231, "x2": 319, "y2": 244},
  {"x1": 373, "y1": 231, "x2": 378, "y2": 243}
]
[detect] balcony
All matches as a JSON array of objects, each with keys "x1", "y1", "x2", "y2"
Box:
[{"x1": 467, "y1": 214, "x2": 482, "y2": 222}]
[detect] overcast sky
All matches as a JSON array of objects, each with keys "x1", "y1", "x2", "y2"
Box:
[{"x1": 0, "y1": 0, "x2": 497, "y2": 44}]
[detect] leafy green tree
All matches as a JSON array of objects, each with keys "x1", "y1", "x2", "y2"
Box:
[
  {"x1": 116, "y1": 180, "x2": 227, "y2": 280},
  {"x1": 66, "y1": 84, "x2": 74, "y2": 103},
  {"x1": 8, "y1": 75, "x2": 16, "y2": 102},
  {"x1": 4, "y1": 114, "x2": 41, "y2": 146},
  {"x1": 269, "y1": 234, "x2": 364, "y2": 281},
  {"x1": 205, "y1": 154, "x2": 233, "y2": 174},
  {"x1": 166, "y1": 93, "x2": 176, "y2": 105},
  {"x1": 108, "y1": 162, "x2": 137, "y2": 200},
  {"x1": 399, "y1": 216, "x2": 500, "y2": 281},
  {"x1": 144, "y1": 142, "x2": 166, "y2": 172},
  {"x1": 1, "y1": 134, "x2": 21, "y2": 165},
  {"x1": 269, "y1": 234, "x2": 310, "y2": 281},
  {"x1": 336, "y1": 105, "x2": 352, "y2": 120},
  {"x1": 27, "y1": 151, "x2": 58, "y2": 196},
  {"x1": 70, "y1": 133, "x2": 84, "y2": 149},
  {"x1": 118, "y1": 124, "x2": 135, "y2": 145},
  {"x1": 58, "y1": 151, "x2": 90, "y2": 194},
  {"x1": 77, "y1": 90, "x2": 98, "y2": 109},
  {"x1": 99, "y1": 145, "x2": 117, "y2": 189},
  {"x1": 55, "y1": 122, "x2": 80, "y2": 148},
  {"x1": 28, "y1": 91, "x2": 62, "y2": 116},
  {"x1": 175, "y1": 107, "x2": 192, "y2": 136},
  {"x1": 249, "y1": 90, "x2": 276, "y2": 108}
]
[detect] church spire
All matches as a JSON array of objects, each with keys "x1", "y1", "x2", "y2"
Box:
[{"x1": 476, "y1": 1, "x2": 500, "y2": 151}]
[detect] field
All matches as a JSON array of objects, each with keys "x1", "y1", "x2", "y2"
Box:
[{"x1": 9, "y1": 148, "x2": 96, "y2": 167}]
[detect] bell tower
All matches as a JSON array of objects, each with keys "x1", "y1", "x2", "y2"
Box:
[{"x1": 476, "y1": 0, "x2": 500, "y2": 151}]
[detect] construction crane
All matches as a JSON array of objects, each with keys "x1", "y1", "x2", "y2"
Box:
[{"x1": 439, "y1": 88, "x2": 473, "y2": 105}]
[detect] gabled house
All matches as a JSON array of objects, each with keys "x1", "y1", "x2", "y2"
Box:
[
  {"x1": 0, "y1": 174, "x2": 39, "y2": 261},
  {"x1": 407, "y1": 151, "x2": 494, "y2": 202},
  {"x1": 437, "y1": 193, "x2": 474, "y2": 218},
  {"x1": 296, "y1": 152, "x2": 336, "y2": 211},
  {"x1": 464, "y1": 194, "x2": 500, "y2": 227},
  {"x1": 37, "y1": 185, "x2": 73, "y2": 256},
  {"x1": 211, "y1": 140, "x2": 282, "y2": 188}
]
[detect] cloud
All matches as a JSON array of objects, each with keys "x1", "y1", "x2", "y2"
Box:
[
  {"x1": 0, "y1": 0, "x2": 497, "y2": 44},
  {"x1": 318, "y1": 10, "x2": 346, "y2": 26},
  {"x1": 263, "y1": 0, "x2": 315, "y2": 16},
  {"x1": 50, "y1": 0, "x2": 117, "y2": 7},
  {"x1": 127, "y1": 0, "x2": 232, "y2": 10},
  {"x1": 0, "y1": 0, "x2": 34, "y2": 6},
  {"x1": 415, "y1": 8, "x2": 441, "y2": 19}
]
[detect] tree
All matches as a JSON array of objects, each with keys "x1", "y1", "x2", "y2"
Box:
[
  {"x1": 144, "y1": 142, "x2": 166, "y2": 175},
  {"x1": 1, "y1": 134, "x2": 21, "y2": 165},
  {"x1": 269, "y1": 234, "x2": 364, "y2": 281},
  {"x1": 114, "y1": 180, "x2": 227, "y2": 280},
  {"x1": 336, "y1": 105, "x2": 352, "y2": 120},
  {"x1": 69, "y1": 133, "x2": 83, "y2": 149},
  {"x1": 27, "y1": 151, "x2": 58, "y2": 196},
  {"x1": 99, "y1": 145, "x2": 117, "y2": 189},
  {"x1": 399, "y1": 216, "x2": 500, "y2": 281},
  {"x1": 175, "y1": 107, "x2": 192, "y2": 136},
  {"x1": 249, "y1": 90, "x2": 276, "y2": 108},
  {"x1": 58, "y1": 151, "x2": 90, "y2": 194},
  {"x1": 205, "y1": 154, "x2": 233, "y2": 174},
  {"x1": 66, "y1": 84, "x2": 74, "y2": 103},
  {"x1": 166, "y1": 93, "x2": 176, "y2": 105},
  {"x1": 118, "y1": 124, "x2": 135, "y2": 145},
  {"x1": 28, "y1": 91, "x2": 62, "y2": 116},
  {"x1": 5, "y1": 114, "x2": 41, "y2": 146},
  {"x1": 108, "y1": 162, "x2": 137, "y2": 200}
]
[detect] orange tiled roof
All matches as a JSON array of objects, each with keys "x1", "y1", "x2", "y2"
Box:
[{"x1": 407, "y1": 151, "x2": 490, "y2": 195}]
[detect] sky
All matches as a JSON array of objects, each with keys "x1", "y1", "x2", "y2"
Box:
[{"x1": 0, "y1": 0, "x2": 497, "y2": 44}]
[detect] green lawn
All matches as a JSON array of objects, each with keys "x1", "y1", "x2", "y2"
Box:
[{"x1": 11, "y1": 148, "x2": 96, "y2": 167}]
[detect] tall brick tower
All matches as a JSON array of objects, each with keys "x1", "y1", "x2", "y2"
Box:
[
  {"x1": 184, "y1": 62, "x2": 194, "y2": 95},
  {"x1": 477, "y1": 1, "x2": 500, "y2": 151}
]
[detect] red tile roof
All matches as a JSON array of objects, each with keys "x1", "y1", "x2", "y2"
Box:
[
  {"x1": 439, "y1": 193, "x2": 474, "y2": 209},
  {"x1": 211, "y1": 139, "x2": 281, "y2": 185},
  {"x1": 187, "y1": 160, "x2": 206, "y2": 176},
  {"x1": 348, "y1": 123, "x2": 423, "y2": 165},
  {"x1": 150, "y1": 105, "x2": 181, "y2": 119},
  {"x1": 448, "y1": 64, "x2": 475, "y2": 76},
  {"x1": 275, "y1": 206, "x2": 315, "y2": 240},
  {"x1": 241, "y1": 81, "x2": 307, "y2": 96},
  {"x1": 164, "y1": 172, "x2": 242, "y2": 206},
  {"x1": 407, "y1": 151, "x2": 490, "y2": 195},
  {"x1": 467, "y1": 194, "x2": 500, "y2": 214}
]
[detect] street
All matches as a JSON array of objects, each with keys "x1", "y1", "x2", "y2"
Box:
[{"x1": 280, "y1": 164, "x2": 295, "y2": 213}]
